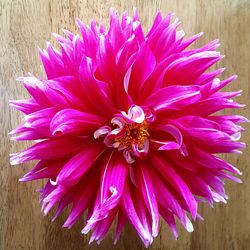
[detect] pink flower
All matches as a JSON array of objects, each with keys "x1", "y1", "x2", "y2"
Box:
[{"x1": 10, "y1": 9, "x2": 247, "y2": 247}]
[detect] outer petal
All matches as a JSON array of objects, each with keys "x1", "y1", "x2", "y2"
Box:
[
  {"x1": 127, "y1": 42, "x2": 156, "y2": 102},
  {"x1": 144, "y1": 85, "x2": 201, "y2": 112},
  {"x1": 9, "y1": 98, "x2": 41, "y2": 114},
  {"x1": 10, "y1": 137, "x2": 85, "y2": 165},
  {"x1": 82, "y1": 152, "x2": 128, "y2": 233},
  {"x1": 19, "y1": 159, "x2": 66, "y2": 182},
  {"x1": 150, "y1": 153, "x2": 197, "y2": 219},
  {"x1": 79, "y1": 55, "x2": 117, "y2": 117},
  {"x1": 120, "y1": 180, "x2": 153, "y2": 247},
  {"x1": 150, "y1": 169, "x2": 193, "y2": 232},
  {"x1": 114, "y1": 210, "x2": 127, "y2": 244},
  {"x1": 135, "y1": 162, "x2": 159, "y2": 237},
  {"x1": 56, "y1": 143, "x2": 104, "y2": 186},
  {"x1": 50, "y1": 109, "x2": 105, "y2": 136},
  {"x1": 163, "y1": 51, "x2": 222, "y2": 85},
  {"x1": 63, "y1": 167, "x2": 100, "y2": 228}
]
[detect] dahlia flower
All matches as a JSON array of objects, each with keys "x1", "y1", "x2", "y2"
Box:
[{"x1": 10, "y1": 9, "x2": 247, "y2": 247}]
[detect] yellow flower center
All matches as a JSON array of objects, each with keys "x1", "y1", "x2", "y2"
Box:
[{"x1": 116, "y1": 121, "x2": 149, "y2": 147}]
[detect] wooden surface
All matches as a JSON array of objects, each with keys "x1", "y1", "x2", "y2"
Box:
[{"x1": 1, "y1": 0, "x2": 250, "y2": 249}]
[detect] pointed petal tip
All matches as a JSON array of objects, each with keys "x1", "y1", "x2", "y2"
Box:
[
  {"x1": 81, "y1": 227, "x2": 89, "y2": 235},
  {"x1": 19, "y1": 177, "x2": 27, "y2": 182},
  {"x1": 232, "y1": 74, "x2": 238, "y2": 80},
  {"x1": 88, "y1": 236, "x2": 95, "y2": 245},
  {"x1": 16, "y1": 76, "x2": 24, "y2": 82},
  {"x1": 10, "y1": 157, "x2": 20, "y2": 166},
  {"x1": 51, "y1": 215, "x2": 58, "y2": 222},
  {"x1": 62, "y1": 222, "x2": 71, "y2": 228},
  {"x1": 75, "y1": 18, "x2": 81, "y2": 25},
  {"x1": 186, "y1": 221, "x2": 194, "y2": 233}
]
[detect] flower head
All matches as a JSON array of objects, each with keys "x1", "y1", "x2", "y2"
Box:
[{"x1": 10, "y1": 9, "x2": 247, "y2": 247}]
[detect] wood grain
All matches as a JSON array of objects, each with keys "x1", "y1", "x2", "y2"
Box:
[{"x1": 1, "y1": 0, "x2": 250, "y2": 249}]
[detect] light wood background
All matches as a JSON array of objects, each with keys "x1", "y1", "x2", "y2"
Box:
[{"x1": 1, "y1": 0, "x2": 250, "y2": 249}]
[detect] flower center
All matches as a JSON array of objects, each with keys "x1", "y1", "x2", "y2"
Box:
[
  {"x1": 94, "y1": 105, "x2": 154, "y2": 164},
  {"x1": 116, "y1": 121, "x2": 149, "y2": 148}
]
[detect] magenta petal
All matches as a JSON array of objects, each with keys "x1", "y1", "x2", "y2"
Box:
[
  {"x1": 176, "y1": 32, "x2": 203, "y2": 52},
  {"x1": 146, "y1": 11, "x2": 162, "y2": 37},
  {"x1": 63, "y1": 168, "x2": 99, "y2": 228},
  {"x1": 133, "y1": 187, "x2": 153, "y2": 238},
  {"x1": 127, "y1": 42, "x2": 156, "y2": 101},
  {"x1": 89, "y1": 209, "x2": 117, "y2": 244},
  {"x1": 151, "y1": 169, "x2": 193, "y2": 232},
  {"x1": 10, "y1": 137, "x2": 85, "y2": 165},
  {"x1": 50, "y1": 109, "x2": 104, "y2": 136},
  {"x1": 17, "y1": 76, "x2": 51, "y2": 107},
  {"x1": 96, "y1": 35, "x2": 116, "y2": 82},
  {"x1": 163, "y1": 51, "x2": 222, "y2": 85},
  {"x1": 136, "y1": 162, "x2": 159, "y2": 237},
  {"x1": 178, "y1": 97, "x2": 245, "y2": 117},
  {"x1": 82, "y1": 153, "x2": 128, "y2": 232},
  {"x1": 76, "y1": 18, "x2": 98, "y2": 58},
  {"x1": 44, "y1": 77, "x2": 89, "y2": 110},
  {"x1": 57, "y1": 143, "x2": 104, "y2": 186},
  {"x1": 114, "y1": 210, "x2": 127, "y2": 244},
  {"x1": 156, "y1": 141, "x2": 180, "y2": 150},
  {"x1": 158, "y1": 204, "x2": 178, "y2": 239},
  {"x1": 121, "y1": 181, "x2": 153, "y2": 247},
  {"x1": 9, "y1": 98, "x2": 41, "y2": 114},
  {"x1": 79, "y1": 55, "x2": 116, "y2": 117},
  {"x1": 19, "y1": 160, "x2": 66, "y2": 182},
  {"x1": 99, "y1": 153, "x2": 128, "y2": 205},
  {"x1": 150, "y1": 154, "x2": 197, "y2": 219},
  {"x1": 144, "y1": 85, "x2": 201, "y2": 111},
  {"x1": 186, "y1": 147, "x2": 242, "y2": 175}
]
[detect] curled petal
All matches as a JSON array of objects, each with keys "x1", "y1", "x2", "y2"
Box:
[
  {"x1": 94, "y1": 126, "x2": 111, "y2": 139},
  {"x1": 121, "y1": 105, "x2": 145, "y2": 123}
]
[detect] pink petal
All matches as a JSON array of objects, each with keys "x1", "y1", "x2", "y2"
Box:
[
  {"x1": 114, "y1": 210, "x2": 127, "y2": 244},
  {"x1": 82, "y1": 152, "x2": 128, "y2": 232},
  {"x1": 10, "y1": 137, "x2": 85, "y2": 165},
  {"x1": 163, "y1": 52, "x2": 222, "y2": 85},
  {"x1": 158, "y1": 204, "x2": 178, "y2": 239},
  {"x1": 79, "y1": 55, "x2": 116, "y2": 117},
  {"x1": 121, "y1": 180, "x2": 153, "y2": 247},
  {"x1": 19, "y1": 159, "x2": 66, "y2": 182},
  {"x1": 151, "y1": 169, "x2": 193, "y2": 232},
  {"x1": 135, "y1": 162, "x2": 159, "y2": 237},
  {"x1": 57, "y1": 143, "x2": 104, "y2": 186},
  {"x1": 144, "y1": 85, "x2": 201, "y2": 111},
  {"x1": 150, "y1": 154, "x2": 197, "y2": 219},
  {"x1": 127, "y1": 42, "x2": 156, "y2": 101},
  {"x1": 9, "y1": 98, "x2": 41, "y2": 114},
  {"x1": 50, "y1": 109, "x2": 105, "y2": 136},
  {"x1": 63, "y1": 168, "x2": 100, "y2": 228}
]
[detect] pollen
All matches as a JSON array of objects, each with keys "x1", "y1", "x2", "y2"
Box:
[{"x1": 117, "y1": 121, "x2": 149, "y2": 147}]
